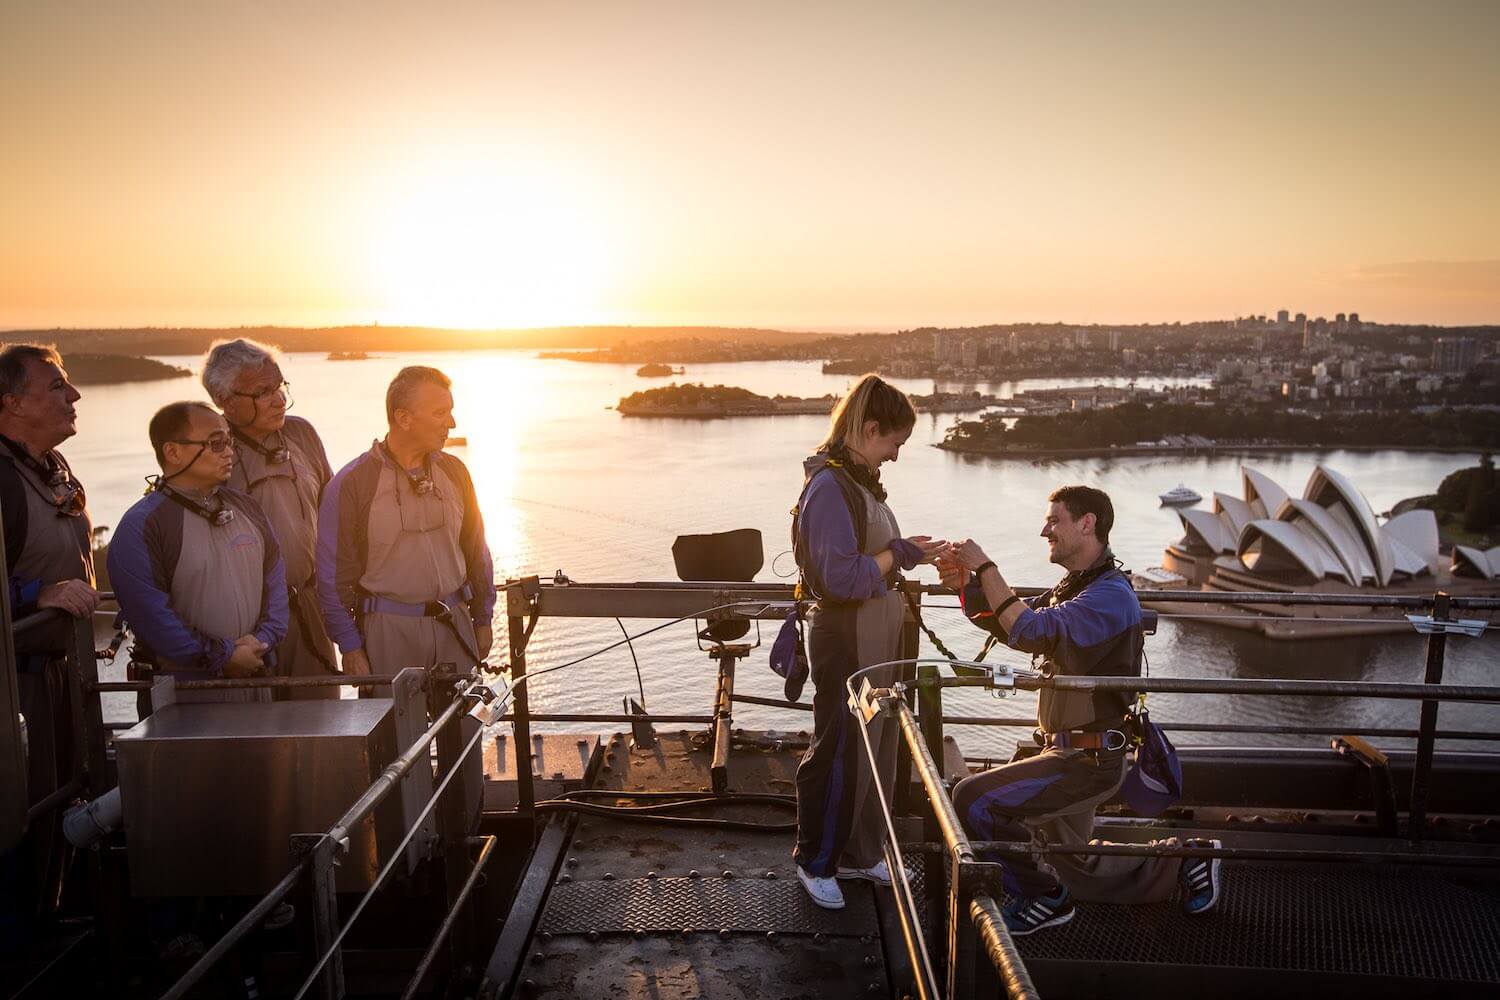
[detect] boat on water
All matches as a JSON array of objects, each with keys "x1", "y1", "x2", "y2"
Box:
[
  {"x1": 1159, "y1": 483, "x2": 1202, "y2": 505},
  {"x1": 6, "y1": 541, "x2": 1499, "y2": 998}
]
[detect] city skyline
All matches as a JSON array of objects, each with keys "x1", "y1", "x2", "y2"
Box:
[{"x1": 3, "y1": 2, "x2": 1498, "y2": 331}]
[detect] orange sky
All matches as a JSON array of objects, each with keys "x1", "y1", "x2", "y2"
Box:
[{"x1": 2, "y1": 2, "x2": 1497, "y2": 331}]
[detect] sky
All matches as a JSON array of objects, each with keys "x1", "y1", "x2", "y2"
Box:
[{"x1": 2, "y1": 1, "x2": 1498, "y2": 331}]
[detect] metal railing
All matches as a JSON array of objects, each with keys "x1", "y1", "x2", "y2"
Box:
[
  {"x1": 494, "y1": 577, "x2": 1496, "y2": 1000},
  {"x1": 6, "y1": 571, "x2": 1496, "y2": 999}
]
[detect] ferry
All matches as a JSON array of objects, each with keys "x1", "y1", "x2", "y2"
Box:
[
  {"x1": 5, "y1": 536, "x2": 1499, "y2": 999},
  {"x1": 1158, "y1": 484, "x2": 1202, "y2": 505}
]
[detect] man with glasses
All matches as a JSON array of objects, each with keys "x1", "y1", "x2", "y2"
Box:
[
  {"x1": 316, "y1": 366, "x2": 494, "y2": 687},
  {"x1": 0, "y1": 344, "x2": 98, "y2": 943},
  {"x1": 202, "y1": 338, "x2": 338, "y2": 700},
  {"x1": 108, "y1": 401, "x2": 288, "y2": 704}
]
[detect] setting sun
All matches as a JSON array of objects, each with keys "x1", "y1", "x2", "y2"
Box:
[{"x1": 361, "y1": 158, "x2": 615, "y2": 329}]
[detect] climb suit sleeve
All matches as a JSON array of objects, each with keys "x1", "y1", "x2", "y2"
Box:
[
  {"x1": 316, "y1": 457, "x2": 373, "y2": 654},
  {"x1": 107, "y1": 496, "x2": 233, "y2": 675},
  {"x1": 1005, "y1": 576, "x2": 1141, "y2": 665},
  {"x1": 800, "y1": 471, "x2": 885, "y2": 602},
  {"x1": 0, "y1": 461, "x2": 41, "y2": 615}
]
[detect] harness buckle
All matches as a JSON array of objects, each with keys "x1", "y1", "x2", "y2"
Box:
[{"x1": 425, "y1": 600, "x2": 453, "y2": 621}]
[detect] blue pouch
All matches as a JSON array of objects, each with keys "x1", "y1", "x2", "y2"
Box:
[
  {"x1": 769, "y1": 609, "x2": 810, "y2": 702},
  {"x1": 1120, "y1": 706, "x2": 1183, "y2": 817}
]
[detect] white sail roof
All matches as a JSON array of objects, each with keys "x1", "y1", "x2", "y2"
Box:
[
  {"x1": 1381, "y1": 509, "x2": 1442, "y2": 577},
  {"x1": 1453, "y1": 545, "x2": 1500, "y2": 579},
  {"x1": 1178, "y1": 508, "x2": 1236, "y2": 554},
  {"x1": 1242, "y1": 467, "x2": 1289, "y2": 520},
  {"x1": 1237, "y1": 519, "x2": 1336, "y2": 582},
  {"x1": 1303, "y1": 465, "x2": 1395, "y2": 586},
  {"x1": 1277, "y1": 499, "x2": 1359, "y2": 584},
  {"x1": 1212, "y1": 492, "x2": 1255, "y2": 537}
]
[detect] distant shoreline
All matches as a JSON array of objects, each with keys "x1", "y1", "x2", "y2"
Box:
[{"x1": 936, "y1": 442, "x2": 1486, "y2": 459}]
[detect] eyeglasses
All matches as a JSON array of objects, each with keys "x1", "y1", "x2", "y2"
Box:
[
  {"x1": 173, "y1": 435, "x2": 233, "y2": 454},
  {"x1": 231, "y1": 380, "x2": 292, "y2": 406}
]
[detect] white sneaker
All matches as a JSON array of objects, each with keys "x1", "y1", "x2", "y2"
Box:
[
  {"x1": 837, "y1": 860, "x2": 892, "y2": 886},
  {"x1": 796, "y1": 866, "x2": 846, "y2": 909}
]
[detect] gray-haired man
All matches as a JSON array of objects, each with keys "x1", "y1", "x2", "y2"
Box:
[
  {"x1": 316, "y1": 366, "x2": 495, "y2": 684},
  {"x1": 202, "y1": 338, "x2": 339, "y2": 699}
]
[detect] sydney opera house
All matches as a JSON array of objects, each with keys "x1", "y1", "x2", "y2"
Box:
[{"x1": 1142, "y1": 465, "x2": 1499, "y2": 638}]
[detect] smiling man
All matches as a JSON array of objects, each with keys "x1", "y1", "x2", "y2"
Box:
[
  {"x1": 936, "y1": 485, "x2": 1221, "y2": 934},
  {"x1": 108, "y1": 402, "x2": 288, "y2": 704},
  {"x1": 316, "y1": 367, "x2": 495, "y2": 687},
  {"x1": 202, "y1": 339, "x2": 338, "y2": 700}
]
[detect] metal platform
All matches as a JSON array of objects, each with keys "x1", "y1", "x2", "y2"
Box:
[{"x1": 497, "y1": 730, "x2": 894, "y2": 999}]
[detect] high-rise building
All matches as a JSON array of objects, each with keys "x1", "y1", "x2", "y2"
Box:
[
  {"x1": 1074, "y1": 329, "x2": 1090, "y2": 349},
  {"x1": 1107, "y1": 329, "x2": 1121, "y2": 351},
  {"x1": 1348, "y1": 312, "x2": 1362, "y2": 333},
  {"x1": 1276, "y1": 309, "x2": 1290, "y2": 328},
  {"x1": 960, "y1": 339, "x2": 979, "y2": 367},
  {"x1": 933, "y1": 331, "x2": 962, "y2": 364},
  {"x1": 1007, "y1": 331, "x2": 1020, "y2": 355},
  {"x1": 1432, "y1": 337, "x2": 1478, "y2": 373},
  {"x1": 1335, "y1": 313, "x2": 1347, "y2": 334}
]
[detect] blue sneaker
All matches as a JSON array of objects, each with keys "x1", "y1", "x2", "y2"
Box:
[
  {"x1": 1002, "y1": 886, "x2": 1075, "y2": 935},
  {"x1": 1179, "y1": 838, "x2": 1223, "y2": 915}
]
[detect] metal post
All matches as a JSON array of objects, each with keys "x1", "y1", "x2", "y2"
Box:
[
  {"x1": 1408, "y1": 590, "x2": 1450, "y2": 842},
  {"x1": 391, "y1": 667, "x2": 438, "y2": 873},
  {"x1": 433, "y1": 666, "x2": 482, "y2": 976},
  {"x1": 507, "y1": 610, "x2": 535, "y2": 817},
  {"x1": 710, "y1": 646, "x2": 738, "y2": 795},
  {"x1": 895, "y1": 605, "x2": 920, "y2": 813},
  {"x1": 295, "y1": 833, "x2": 345, "y2": 1000}
]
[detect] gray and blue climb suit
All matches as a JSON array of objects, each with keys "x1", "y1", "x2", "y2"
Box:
[
  {"x1": 950, "y1": 551, "x2": 1180, "y2": 902},
  {"x1": 227, "y1": 415, "x2": 339, "y2": 699},
  {"x1": 0, "y1": 435, "x2": 93, "y2": 936},
  {"x1": 108, "y1": 487, "x2": 288, "y2": 704},
  {"x1": 316, "y1": 441, "x2": 495, "y2": 676},
  {"x1": 793, "y1": 455, "x2": 904, "y2": 878}
]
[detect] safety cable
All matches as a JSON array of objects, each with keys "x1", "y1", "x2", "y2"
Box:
[
  {"x1": 533, "y1": 790, "x2": 797, "y2": 832},
  {"x1": 615, "y1": 616, "x2": 647, "y2": 705},
  {"x1": 500, "y1": 602, "x2": 773, "y2": 694},
  {"x1": 292, "y1": 713, "x2": 487, "y2": 1000}
]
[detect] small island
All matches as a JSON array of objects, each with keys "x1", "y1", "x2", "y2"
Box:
[
  {"x1": 940, "y1": 401, "x2": 1500, "y2": 457},
  {"x1": 61, "y1": 353, "x2": 191, "y2": 385},
  {"x1": 636, "y1": 363, "x2": 685, "y2": 377},
  {"x1": 328, "y1": 351, "x2": 370, "y2": 361},
  {"x1": 618, "y1": 383, "x2": 1002, "y2": 418}
]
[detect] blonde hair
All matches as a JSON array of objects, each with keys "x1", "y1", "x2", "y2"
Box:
[{"x1": 817, "y1": 373, "x2": 916, "y2": 453}]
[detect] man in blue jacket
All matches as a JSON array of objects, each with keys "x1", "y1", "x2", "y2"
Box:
[
  {"x1": 940, "y1": 486, "x2": 1221, "y2": 933},
  {"x1": 109, "y1": 402, "x2": 288, "y2": 702}
]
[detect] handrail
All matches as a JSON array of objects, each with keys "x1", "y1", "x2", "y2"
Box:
[{"x1": 158, "y1": 677, "x2": 478, "y2": 1000}]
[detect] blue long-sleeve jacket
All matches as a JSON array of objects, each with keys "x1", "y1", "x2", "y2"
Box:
[
  {"x1": 108, "y1": 489, "x2": 288, "y2": 676},
  {"x1": 960, "y1": 552, "x2": 1143, "y2": 731},
  {"x1": 798, "y1": 467, "x2": 885, "y2": 602}
]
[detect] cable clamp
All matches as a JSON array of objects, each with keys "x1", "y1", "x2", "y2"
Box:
[{"x1": 1406, "y1": 615, "x2": 1487, "y2": 638}]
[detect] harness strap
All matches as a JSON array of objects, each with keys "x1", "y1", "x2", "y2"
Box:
[
  {"x1": 357, "y1": 583, "x2": 474, "y2": 618},
  {"x1": 287, "y1": 582, "x2": 341, "y2": 675},
  {"x1": 1036, "y1": 728, "x2": 1128, "y2": 752}
]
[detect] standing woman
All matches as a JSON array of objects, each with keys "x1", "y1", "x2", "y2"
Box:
[{"x1": 792, "y1": 374, "x2": 945, "y2": 909}]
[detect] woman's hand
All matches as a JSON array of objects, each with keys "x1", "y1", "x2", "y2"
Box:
[{"x1": 887, "y1": 535, "x2": 948, "y2": 571}]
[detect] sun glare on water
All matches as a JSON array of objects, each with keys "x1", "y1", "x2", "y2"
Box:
[{"x1": 363, "y1": 161, "x2": 614, "y2": 330}]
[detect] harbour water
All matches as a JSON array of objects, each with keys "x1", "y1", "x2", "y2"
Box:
[{"x1": 68, "y1": 350, "x2": 1494, "y2": 751}]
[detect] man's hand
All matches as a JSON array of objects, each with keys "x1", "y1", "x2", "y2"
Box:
[
  {"x1": 341, "y1": 647, "x2": 372, "y2": 676},
  {"x1": 936, "y1": 553, "x2": 970, "y2": 591},
  {"x1": 224, "y1": 635, "x2": 267, "y2": 678},
  {"x1": 951, "y1": 538, "x2": 991, "y2": 572},
  {"x1": 37, "y1": 579, "x2": 100, "y2": 619},
  {"x1": 472, "y1": 623, "x2": 493, "y2": 664}
]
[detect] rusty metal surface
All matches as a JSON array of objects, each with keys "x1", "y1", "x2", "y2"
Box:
[
  {"x1": 518, "y1": 933, "x2": 888, "y2": 1000},
  {"x1": 516, "y1": 730, "x2": 891, "y2": 999},
  {"x1": 540, "y1": 874, "x2": 876, "y2": 935}
]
